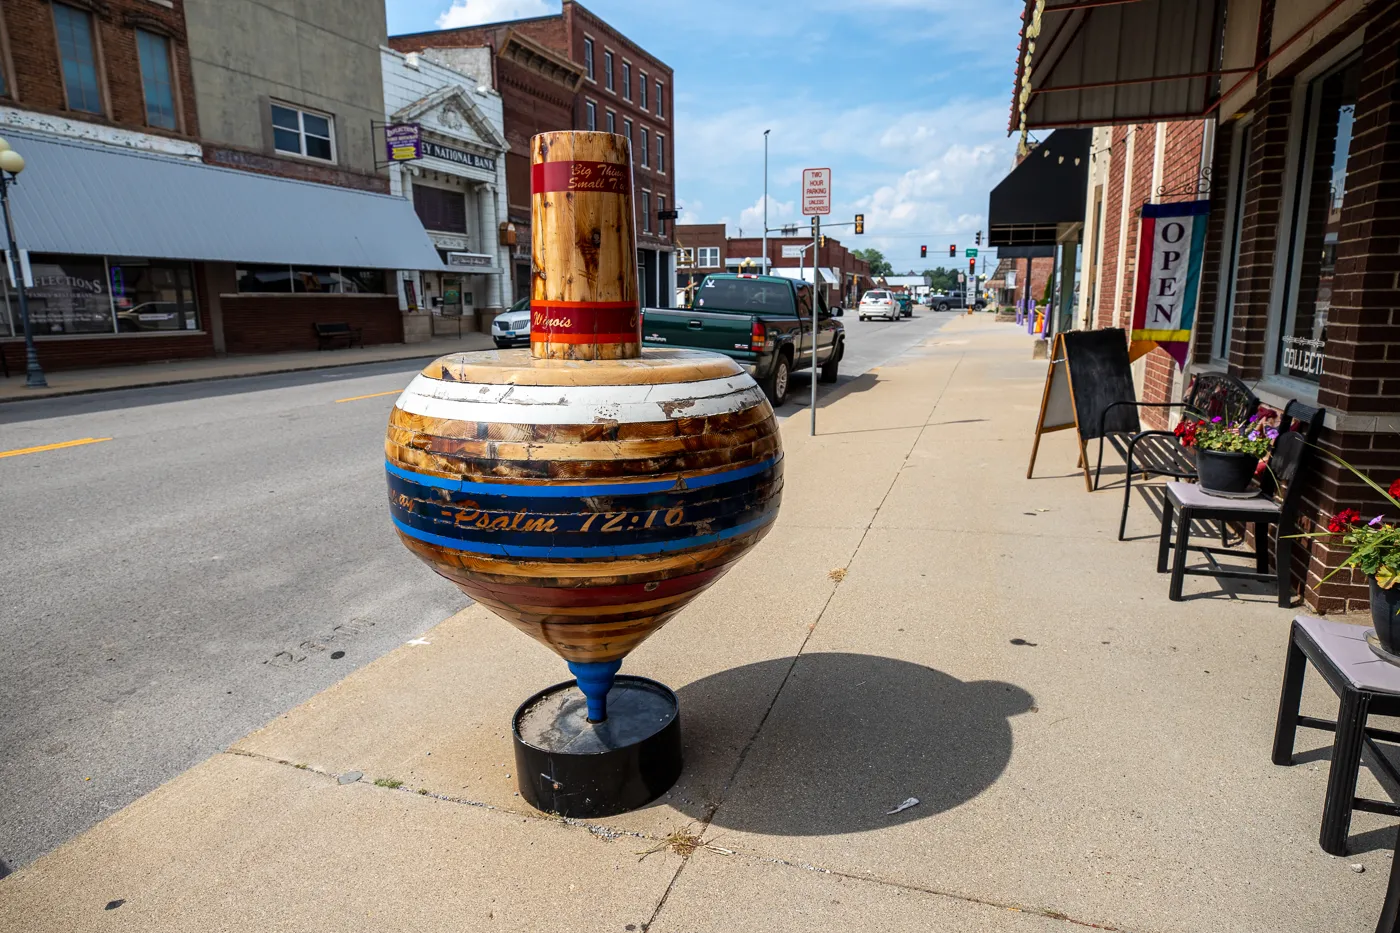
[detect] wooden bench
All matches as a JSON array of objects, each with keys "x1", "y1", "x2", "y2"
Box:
[{"x1": 314, "y1": 322, "x2": 363, "y2": 350}]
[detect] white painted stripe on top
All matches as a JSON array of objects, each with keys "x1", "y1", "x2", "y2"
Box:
[{"x1": 393, "y1": 373, "x2": 770, "y2": 425}]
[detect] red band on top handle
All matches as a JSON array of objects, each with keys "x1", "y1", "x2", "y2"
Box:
[{"x1": 532, "y1": 160, "x2": 631, "y2": 195}]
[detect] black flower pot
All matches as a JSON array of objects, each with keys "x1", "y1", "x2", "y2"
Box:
[
  {"x1": 1372, "y1": 577, "x2": 1400, "y2": 654},
  {"x1": 1196, "y1": 449, "x2": 1259, "y2": 496}
]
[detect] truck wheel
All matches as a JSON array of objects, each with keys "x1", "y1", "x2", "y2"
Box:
[
  {"x1": 937, "y1": 302, "x2": 950, "y2": 312},
  {"x1": 819, "y1": 340, "x2": 841, "y2": 383},
  {"x1": 762, "y1": 353, "x2": 791, "y2": 406}
]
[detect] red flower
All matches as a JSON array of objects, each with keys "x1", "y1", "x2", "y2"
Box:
[
  {"x1": 1328, "y1": 509, "x2": 1363, "y2": 533},
  {"x1": 1390, "y1": 478, "x2": 1400, "y2": 500},
  {"x1": 1174, "y1": 419, "x2": 1203, "y2": 448}
]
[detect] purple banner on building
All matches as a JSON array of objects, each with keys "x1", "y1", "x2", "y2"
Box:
[{"x1": 386, "y1": 123, "x2": 422, "y2": 162}]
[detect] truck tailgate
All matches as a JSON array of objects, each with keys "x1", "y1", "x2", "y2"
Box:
[{"x1": 642, "y1": 308, "x2": 754, "y2": 353}]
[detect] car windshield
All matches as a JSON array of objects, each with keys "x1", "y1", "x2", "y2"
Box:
[
  {"x1": 865, "y1": 291, "x2": 890, "y2": 300},
  {"x1": 508, "y1": 297, "x2": 531, "y2": 312},
  {"x1": 696, "y1": 278, "x2": 794, "y2": 313}
]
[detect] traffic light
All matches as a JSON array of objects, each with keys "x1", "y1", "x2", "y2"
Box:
[
  {"x1": 949, "y1": 244, "x2": 956, "y2": 257},
  {"x1": 969, "y1": 257, "x2": 976, "y2": 275},
  {"x1": 810, "y1": 216, "x2": 817, "y2": 235},
  {"x1": 854, "y1": 213, "x2": 864, "y2": 234},
  {"x1": 975, "y1": 231, "x2": 982, "y2": 246},
  {"x1": 920, "y1": 245, "x2": 927, "y2": 259},
  {"x1": 820, "y1": 235, "x2": 827, "y2": 248}
]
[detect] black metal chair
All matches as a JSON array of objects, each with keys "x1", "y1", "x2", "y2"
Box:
[
  {"x1": 1156, "y1": 400, "x2": 1326, "y2": 605},
  {"x1": 1093, "y1": 372, "x2": 1259, "y2": 540}
]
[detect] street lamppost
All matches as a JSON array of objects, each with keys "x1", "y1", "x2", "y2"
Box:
[
  {"x1": 761, "y1": 129, "x2": 770, "y2": 277},
  {"x1": 0, "y1": 137, "x2": 46, "y2": 388}
]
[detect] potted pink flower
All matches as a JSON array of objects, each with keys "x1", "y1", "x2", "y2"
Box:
[{"x1": 1175, "y1": 409, "x2": 1280, "y2": 496}]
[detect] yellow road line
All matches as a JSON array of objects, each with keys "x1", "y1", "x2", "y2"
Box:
[
  {"x1": 335, "y1": 389, "x2": 402, "y2": 404},
  {"x1": 0, "y1": 437, "x2": 113, "y2": 459}
]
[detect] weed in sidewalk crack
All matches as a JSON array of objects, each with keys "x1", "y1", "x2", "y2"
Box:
[{"x1": 373, "y1": 777, "x2": 403, "y2": 789}]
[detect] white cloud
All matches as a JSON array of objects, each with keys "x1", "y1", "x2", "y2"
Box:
[
  {"x1": 675, "y1": 94, "x2": 1016, "y2": 268},
  {"x1": 435, "y1": 0, "x2": 556, "y2": 28},
  {"x1": 738, "y1": 194, "x2": 797, "y2": 234}
]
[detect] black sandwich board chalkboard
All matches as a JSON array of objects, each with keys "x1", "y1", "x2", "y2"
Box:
[{"x1": 1026, "y1": 328, "x2": 1141, "y2": 490}]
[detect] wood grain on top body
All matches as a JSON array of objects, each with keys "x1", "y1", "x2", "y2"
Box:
[{"x1": 530, "y1": 131, "x2": 641, "y2": 361}]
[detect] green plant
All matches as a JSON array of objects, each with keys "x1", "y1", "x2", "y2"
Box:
[
  {"x1": 1291, "y1": 455, "x2": 1400, "y2": 589},
  {"x1": 373, "y1": 777, "x2": 404, "y2": 789}
]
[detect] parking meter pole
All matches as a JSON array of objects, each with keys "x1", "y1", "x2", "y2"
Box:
[{"x1": 811, "y1": 217, "x2": 819, "y2": 437}]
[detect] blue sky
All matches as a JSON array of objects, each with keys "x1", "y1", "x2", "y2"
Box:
[{"x1": 385, "y1": 0, "x2": 1025, "y2": 273}]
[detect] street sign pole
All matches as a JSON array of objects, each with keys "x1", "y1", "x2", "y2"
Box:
[{"x1": 811, "y1": 216, "x2": 820, "y2": 437}]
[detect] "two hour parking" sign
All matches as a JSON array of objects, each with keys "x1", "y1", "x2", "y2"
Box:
[{"x1": 802, "y1": 167, "x2": 831, "y2": 216}]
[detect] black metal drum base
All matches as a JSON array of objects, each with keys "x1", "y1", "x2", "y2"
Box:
[{"x1": 512, "y1": 675, "x2": 682, "y2": 819}]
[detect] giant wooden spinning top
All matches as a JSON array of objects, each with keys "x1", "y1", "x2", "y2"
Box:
[{"x1": 386, "y1": 131, "x2": 783, "y2": 815}]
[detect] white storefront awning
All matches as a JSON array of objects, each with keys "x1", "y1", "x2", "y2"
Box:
[
  {"x1": 6, "y1": 130, "x2": 443, "y2": 270},
  {"x1": 771, "y1": 267, "x2": 841, "y2": 284}
]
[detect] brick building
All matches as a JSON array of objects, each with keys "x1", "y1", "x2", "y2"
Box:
[
  {"x1": 675, "y1": 223, "x2": 872, "y2": 307},
  {"x1": 389, "y1": 1, "x2": 677, "y2": 307},
  {"x1": 0, "y1": 0, "x2": 439, "y2": 375},
  {"x1": 1003, "y1": 0, "x2": 1400, "y2": 614}
]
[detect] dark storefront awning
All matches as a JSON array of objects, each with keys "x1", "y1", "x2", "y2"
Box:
[
  {"x1": 5, "y1": 130, "x2": 443, "y2": 270},
  {"x1": 1010, "y1": 0, "x2": 1224, "y2": 131},
  {"x1": 988, "y1": 128, "x2": 1090, "y2": 248}
]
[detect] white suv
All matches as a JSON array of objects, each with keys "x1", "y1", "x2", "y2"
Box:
[{"x1": 858, "y1": 290, "x2": 899, "y2": 321}]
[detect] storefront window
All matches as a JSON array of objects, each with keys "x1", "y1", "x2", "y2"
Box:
[
  {"x1": 110, "y1": 260, "x2": 198, "y2": 332},
  {"x1": 1217, "y1": 123, "x2": 1252, "y2": 361},
  {"x1": 236, "y1": 265, "x2": 388, "y2": 294},
  {"x1": 1276, "y1": 56, "x2": 1359, "y2": 383},
  {"x1": 237, "y1": 264, "x2": 294, "y2": 292},
  {"x1": 26, "y1": 255, "x2": 113, "y2": 335},
  {"x1": 292, "y1": 267, "x2": 341, "y2": 293},
  {"x1": 340, "y1": 269, "x2": 387, "y2": 293}
]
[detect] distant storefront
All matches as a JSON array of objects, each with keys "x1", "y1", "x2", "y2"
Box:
[
  {"x1": 382, "y1": 47, "x2": 512, "y2": 338},
  {"x1": 0, "y1": 128, "x2": 441, "y2": 373}
]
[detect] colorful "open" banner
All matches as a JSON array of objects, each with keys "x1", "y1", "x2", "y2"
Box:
[{"x1": 1130, "y1": 200, "x2": 1210, "y2": 369}]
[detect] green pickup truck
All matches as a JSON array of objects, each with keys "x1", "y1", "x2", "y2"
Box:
[{"x1": 642, "y1": 274, "x2": 845, "y2": 406}]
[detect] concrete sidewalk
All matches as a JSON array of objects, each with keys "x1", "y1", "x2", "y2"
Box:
[
  {"x1": 0, "y1": 316, "x2": 1386, "y2": 932},
  {"x1": 0, "y1": 334, "x2": 494, "y2": 403}
]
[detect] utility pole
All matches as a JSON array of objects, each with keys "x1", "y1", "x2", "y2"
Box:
[{"x1": 761, "y1": 129, "x2": 770, "y2": 277}]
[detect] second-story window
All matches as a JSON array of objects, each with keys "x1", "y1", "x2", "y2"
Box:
[
  {"x1": 639, "y1": 127, "x2": 649, "y2": 167},
  {"x1": 657, "y1": 134, "x2": 665, "y2": 173},
  {"x1": 53, "y1": 4, "x2": 103, "y2": 114},
  {"x1": 271, "y1": 102, "x2": 335, "y2": 162},
  {"x1": 136, "y1": 30, "x2": 176, "y2": 130},
  {"x1": 623, "y1": 118, "x2": 633, "y2": 148},
  {"x1": 656, "y1": 81, "x2": 664, "y2": 119},
  {"x1": 622, "y1": 62, "x2": 631, "y2": 101},
  {"x1": 604, "y1": 51, "x2": 614, "y2": 91},
  {"x1": 639, "y1": 72, "x2": 648, "y2": 110},
  {"x1": 583, "y1": 38, "x2": 594, "y2": 80},
  {"x1": 642, "y1": 190, "x2": 651, "y2": 233},
  {"x1": 605, "y1": 110, "x2": 615, "y2": 134},
  {"x1": 585, "y1": 100, "x2": 596, "y2": 131},
  {"x1": 658, "y1": 194, "x2": 667, "y2": 236}
]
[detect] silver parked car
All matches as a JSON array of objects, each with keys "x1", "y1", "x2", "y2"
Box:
[
  {"x1": 491, "y1": 297, "x2": 531, "y2": 348},
  {"x1": 858, "y1": 290, "x2": 899, "y2": 321}
]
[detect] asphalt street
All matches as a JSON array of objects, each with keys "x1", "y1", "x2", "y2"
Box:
[{"x1": 0, "y1": 308, "x2": 955, "y2": 873}]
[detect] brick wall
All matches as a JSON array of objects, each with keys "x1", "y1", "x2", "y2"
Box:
[
  {"x1": 3, "y1": 0, "x2": 199, "y2": 139},
  {"x1": 1303, "y1": 3, "x2": 1400, "y2": 612},
  {"x1": 1193, "y1": 119, "x2": 1237, "y2": 366},
  {"x1": 220, "y1": 296, "x2": 403, "y2": 355}
]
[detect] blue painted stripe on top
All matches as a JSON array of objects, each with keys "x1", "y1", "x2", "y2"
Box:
[
  {"x1": 390, "y1": 509, "x2": 777, "y2": 558},
  {"x1": 385, "y1": 455, "x2": 781, "y2": 498}
]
